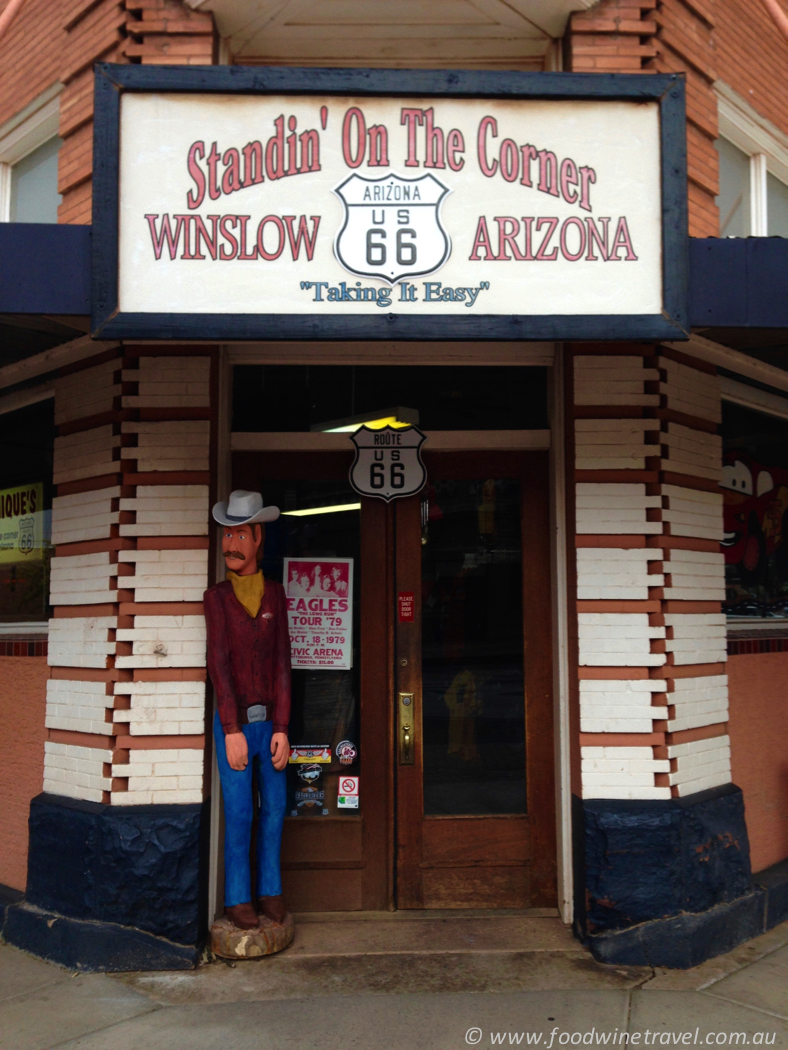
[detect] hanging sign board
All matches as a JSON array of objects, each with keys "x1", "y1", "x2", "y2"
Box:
[
  {"x1": 284, "y1": 557, "x2": 353, "y2": 669},
  {"x1": 92, "y1": 66, "x2": 688, "y2": 342},
  {"x1": 349, "y1": 425, "x2": 427, "y2": 501}
]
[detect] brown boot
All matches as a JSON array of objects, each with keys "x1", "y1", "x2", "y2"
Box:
[
  {"x1": 225, "y1": 901, "x2": 260, "y2": 930},
  {"x1": 257, "y1": 894, "x2": 287, "y2": 924}
]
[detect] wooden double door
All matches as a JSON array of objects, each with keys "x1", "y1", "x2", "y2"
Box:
[{"x1": 232, "y1": 448, "x2": 556, "y2": 911}]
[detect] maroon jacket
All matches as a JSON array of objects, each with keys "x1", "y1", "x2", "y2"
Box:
[{"x1": 204, "y1": 579, "x2": 291, "y2": 736}]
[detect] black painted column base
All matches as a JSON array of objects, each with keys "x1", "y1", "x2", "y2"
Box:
[
  {"x1": 1, "y1": 793, "x2": 209, "y2": 973},
  {"x1": 3, "y1": 902, "x2": 200, "y2": 971},
  {"x1": 585, "y1": 889, "x2": 766, "y2": 968},
  {"x1": 755, "y1": 858, "x2": 788, "y2": 930},
  {"x1": 0, "y1": 883, "x2": 23, "y2": 925},
  {"x1": 576, "y1": 784, "x2": 770, "y2": 969}
]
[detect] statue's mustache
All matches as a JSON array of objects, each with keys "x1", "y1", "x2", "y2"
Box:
[{"x1": 223, "y1": 550, "x2": 245, "y2": 560}]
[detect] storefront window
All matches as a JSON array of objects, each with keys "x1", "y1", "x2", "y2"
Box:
[
  {"x1": 0, "y1": 400, "x2": 55, "y2": 623},
  {"x1": 261, "y1": 479, "x2": 360, "y2": 817},
  {"x1": 233, "y1": 365, "x2": 548, "y2": 432},
  {"x1": 722, "y1": 401, "x2": 788, "y2": 618}
]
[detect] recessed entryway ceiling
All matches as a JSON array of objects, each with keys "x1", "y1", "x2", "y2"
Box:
[{"x1": 185, "y1": 0, "x2": 598, "y2": 66}]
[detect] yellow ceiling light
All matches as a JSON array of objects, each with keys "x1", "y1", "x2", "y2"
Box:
[
  {"x1": 281, "y1": 503, "x2": 361, "y2": 517},
  {"x1": 311, "y1": 406, "x2": 419, "y2": 433}
]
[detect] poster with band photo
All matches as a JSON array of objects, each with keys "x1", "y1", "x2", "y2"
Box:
[{"x1": 284, "y1": 557, "x2": 353, "y2": 669}]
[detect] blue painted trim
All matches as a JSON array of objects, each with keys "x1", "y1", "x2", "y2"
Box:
[
  {"x1": 91, "y1": 64, "x2": 689, "y2": 342},
  {"x1": 0, "y1": 223, "x2": 90, "y2": 314},
  {"x1": 5, "y1": 227, "x2": 788, "y2": 333},
  {"x1": 91, "y1": 67, "x2": 120, "y2": 332},
  {"x1": 93, "y1": 312, "x2": 687, "y2": 342},
  {"x1": 689, "y1": 236, "x2": 788, "y2": 327}
]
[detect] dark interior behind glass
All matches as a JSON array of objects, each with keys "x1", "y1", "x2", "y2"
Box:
[
  {"x1": 233, "y1": 364, "x2": 548, "y2": 432},
  {"x1": 421, "y1": 478, "x2": 526, "y2": 815},
  {"x1": 0, "y1": 400, "x2": 55, "y2": 622}
]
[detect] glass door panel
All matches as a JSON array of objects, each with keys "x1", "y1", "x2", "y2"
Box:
[
  {"x1": 421, "y1": 478, "x2": 526, "y2": 816},
  {"x1": 261, "y1": 479, "x2": 361, "y2": 819}
]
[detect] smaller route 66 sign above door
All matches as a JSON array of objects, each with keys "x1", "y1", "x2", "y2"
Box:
[{"x1": 349, "y1": 425, "x2": 427, "y2": 502}]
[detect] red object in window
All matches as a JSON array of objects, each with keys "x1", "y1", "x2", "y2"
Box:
[{"x1": 398, "y1": 591, "x2": 415, "y2": 622}]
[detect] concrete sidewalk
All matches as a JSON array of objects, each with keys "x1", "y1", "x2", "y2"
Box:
[{"x1": 1, "y1": 912, "x2": 787, "y2": 1050}]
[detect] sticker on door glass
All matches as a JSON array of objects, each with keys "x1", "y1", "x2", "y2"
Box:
[
  {"x1": 336, "y1": 739, "x2": 357, "y2": 765},
  {"x1": 284, "y1": 557, "x2": 353, "y2": 669},
  {"x1": 337, "y1": 775, "x2": 359, "y2": 809},
  {"x1": 289, "y1": 744, "x2": 332, "y2": 764},
  {"x1": 292, "y1": 785, "x2": 327, "y2": 816}
]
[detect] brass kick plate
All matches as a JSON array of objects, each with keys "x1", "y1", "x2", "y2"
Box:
[{"x1": 398, "y1": 692, "x2": 415, "y2": 765}]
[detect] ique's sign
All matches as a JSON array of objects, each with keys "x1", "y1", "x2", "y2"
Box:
[{"x1": 93, "y1": 67, "x2": 688, "y2": 340}]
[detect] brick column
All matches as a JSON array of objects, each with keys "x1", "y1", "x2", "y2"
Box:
[
  {"x1": 124, "y1": 0, "x2": 216, "y2": 65},
  {"x1": 573, "y1": 346, "x2": 730, "y2": 800},
  {"x1": 109, "y1": 351, "x2": 212, "y2": 805},
  {"x1": 6, "y1": 347, "x2": 218, "y2": 971},
  {"x1": 44, "y1": 349, "x2": 214, "y2": 807},
  {"x1": 569, "y1": 344, "x2": 753, "y2": 968},
  {"x1": 572, "y1": 347, "x2": 671, "y2": 800},
  {"x1": 655, "y1": 349, "x2": 729, "y2": 794},
  {"x1": 45, "y1": 350, "x2": 126, "y2": 801}
]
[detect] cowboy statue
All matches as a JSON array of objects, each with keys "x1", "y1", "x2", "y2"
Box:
[{"x1": 204, "y1": 489, "x2": 294, "y2": 956}]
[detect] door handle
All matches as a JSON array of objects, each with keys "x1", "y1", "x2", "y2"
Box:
[{"x1": 398, "y1": 692, "x2": 415, "y2": 765}]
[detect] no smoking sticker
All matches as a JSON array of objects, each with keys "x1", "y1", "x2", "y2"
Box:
[{"x1": 337, "y1": 775, "x2": 359, "y2": 809}]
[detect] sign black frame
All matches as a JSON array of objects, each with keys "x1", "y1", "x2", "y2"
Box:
[{"x1": 91, "y1": 64, "x2": 689, "y2": 342}]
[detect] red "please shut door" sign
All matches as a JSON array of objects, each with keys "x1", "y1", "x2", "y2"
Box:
[{"x1": 398, "y1": 591, "x2": 415, "y2": 622}]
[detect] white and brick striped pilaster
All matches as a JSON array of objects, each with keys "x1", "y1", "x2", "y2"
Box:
[
  {"x1": 45, "y1": 350, "x2": 215, "y2": 807},
  {"x1": 572, "y1": 346, "x2": 729, "y2": 802}
]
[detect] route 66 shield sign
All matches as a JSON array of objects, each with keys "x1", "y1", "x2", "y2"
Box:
[
  {"x1": 17, "y1": 516, "x2": 35, "y2": 556},
  {"x1": 349, "y1": 425, "x2": 427, "y2": 502},
  {"x1": 334, "y1": 173, "x2": 450, "y2": 284}
]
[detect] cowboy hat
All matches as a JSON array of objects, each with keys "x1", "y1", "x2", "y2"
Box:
[{"x1": 212, "y1": 489, "x2": 280, "y2": 526}]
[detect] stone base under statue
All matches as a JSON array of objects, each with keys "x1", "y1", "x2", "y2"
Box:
[{"x1": 210, "y1": 913, "x2": 294, "y2": 959}]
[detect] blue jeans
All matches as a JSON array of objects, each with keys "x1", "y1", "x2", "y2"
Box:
[{"x1": 214, "y1": 711, "x2": 287, "y2": 907}]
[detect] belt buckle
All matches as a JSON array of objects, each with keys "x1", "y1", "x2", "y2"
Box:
[{"x1": 246, "y1": 704, "x2": 267, "y2": 724}]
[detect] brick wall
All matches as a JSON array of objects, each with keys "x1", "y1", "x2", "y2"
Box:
[
  {"x1": 728, "y1": 653, "x2": 788, "y2": 872},
  {"x1": 714, "y1": 0, "x2": 788, "y2": 139},
  {"x1": 566, "y1": 0, "x2": 719, "y2": 237},
  {"x1": 566, "y1": 0, "x2": 658, "y2": 73},
  {"x1": 1, "y1": 0, "x2": 786, "y2": 232},
  {"x1": 0, "y1": 0, "x2": 63, "y2": 128},
  {"x1": 59, "y1": 1, "x2": 215, "y2": 224},
  {"x1": 0, "y1": 0, "x2": 216, "y2": 226},
  {"x1": 567, "y1": 0, "x2": 716, "y2": 238},
  {"x1": 0, "y1": 657, "x2": 49, "y2": 890},
  {"x1": 567, "y1": 0, "x2": 788, "y2": 237},
  {"x1": 125, "y1": 0, "x2": 215, "y2": 66},
  {"x1": 648, "y1": 1, "x2": 718, "y2": 238}
]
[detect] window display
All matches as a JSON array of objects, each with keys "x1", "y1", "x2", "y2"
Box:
[
  {"x1": 0, "y1": 401, "x2": 54, "y2": 622},
  {"x1": 722, "y1": 401, "x2": 788, "y2": 618}
]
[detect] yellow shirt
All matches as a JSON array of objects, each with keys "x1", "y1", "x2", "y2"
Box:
[{"x1": 227, "y1": 569, "x2": 265, "y2": 618}]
